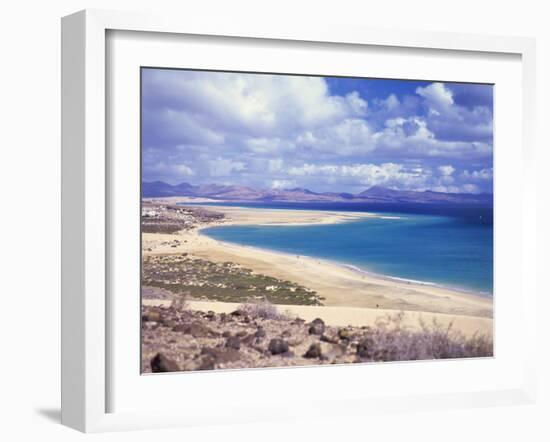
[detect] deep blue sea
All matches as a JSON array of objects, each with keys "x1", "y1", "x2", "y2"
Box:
[{"x1": 193, "y1": 202, "x2": 493, "y2": 295}]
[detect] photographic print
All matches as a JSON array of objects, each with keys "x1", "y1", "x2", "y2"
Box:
[{"x1": 140, "y1": 68, "x2": 493, "y2": 373}]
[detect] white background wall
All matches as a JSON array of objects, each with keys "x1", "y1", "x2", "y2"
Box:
[{"x1": 0, "y1": 1, "x2": 547, "y2": 441}]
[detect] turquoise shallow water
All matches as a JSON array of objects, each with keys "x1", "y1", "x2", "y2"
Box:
[{"x1": 202, "y1": 211, "x2": 493, "y2": 295}]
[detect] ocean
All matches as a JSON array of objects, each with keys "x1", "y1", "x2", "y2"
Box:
[{"x1": 193, "y1": 202, "x2": 493, "y2": 295}]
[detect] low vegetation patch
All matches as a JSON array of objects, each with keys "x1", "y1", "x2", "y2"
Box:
[
  {"x1": 237, "y1": 300, "x2": 291, "y2": 320},
  {"x1": 356, "y1": 312, "x2": 492, "y2": 361},
  {"x1": 142, "y1": 254, "x2": 323, "y2": 305}
]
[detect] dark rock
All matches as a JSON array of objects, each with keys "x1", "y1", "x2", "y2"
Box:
[
  {"x1": 308, "y1": 318, "x2": 325, "y2": 335},
  {"x1": 357, "y1": 337, "x2": 374, "y2": 358},
  {"x1": 225, "y1": 336, "x2": 241, "y2": 350},
  {"x1": 281, "y1": 330, "x2": 292, "y2": 338},
  {"x1": 162, "y1": 319, "x2": 176, "y2": 328},
  {"x1": 205, "y1": 311, "x2": 215, "y2": 320},
  {"x1": 230, "y1": 310, "x2": 243, "y2": 316},
  {"x1": 241, "y1": 334, "x2": 256, "y2": 345},
  {"x1": 304, "y1": 343, "x2": 323, "y2": 359},
  {"x1": 198, "y1": 347, "x2": 241, "y2": 369},
  {"x1": 268, "y1": 338, "x2": 289, "y2": 355},
  {"x1": 173, "y1": 321, "x2": 218, "y2": 338},
  {"x1": 201, "y1": 347, "x2": 240, "y2": 360},
  {"x1": 222, "y1": 331, "x2": 232, "y2": 338},
  {"x1": 198, "y1": 354, "x2": 216, "y2": 370},
  {"x1": 254, "y1": 327, "x2": 266, "y2": 338},
  {"x1": 150, "y1": 352, "x2": 179, "y2": 372},
  {"x1": 172, "y1": 324, "x2": 187, "y2": 332},
  {"x1": 338, "y1": 328, "x2": 351, "y2": 340}
]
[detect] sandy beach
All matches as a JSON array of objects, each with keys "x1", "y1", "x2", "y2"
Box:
[
  {"x1": 143, "y1": 299, "x2": 493, "y2": 338},
  {"x1": 142, "y1": 203, "x2": 493, "y2": 337}
]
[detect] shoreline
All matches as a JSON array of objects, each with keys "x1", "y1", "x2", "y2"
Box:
[
  {"x1": 201, "y1": 225, "x2": 491, "y2": 299},
  {"x1": 192, "y1": 204, "x2": 385, "y2": 226},
  {"x1": 196, "y1": 203, "x2": 491, "y2": 298},
  {"x1": 339, "y1": 263, "x2": 493, "y2": 298},
  {"x1": 142, "y1": 204, "x2": 493, "y2": 323}
]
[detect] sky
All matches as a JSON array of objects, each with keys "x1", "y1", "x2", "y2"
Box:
[{"x1": 141, "y1": 68, "x2": 493, "y2": 194}]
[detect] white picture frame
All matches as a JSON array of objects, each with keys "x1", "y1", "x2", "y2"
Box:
[{"x1": 61, "y1": 9, "x2": 537, "y2": 433}]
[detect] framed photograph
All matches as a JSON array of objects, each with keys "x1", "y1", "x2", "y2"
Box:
[{"x1": 61, "y1": 9, "x2": 537, "y2": 432}]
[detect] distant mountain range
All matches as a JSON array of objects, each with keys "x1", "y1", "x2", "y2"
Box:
[{"x1": 142, "y1": 181, "x2": 493, "y2": 206}]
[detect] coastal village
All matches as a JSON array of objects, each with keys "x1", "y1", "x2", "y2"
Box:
[{"x1": 141, "y1": 201, "x2": 224, "y2": 234}]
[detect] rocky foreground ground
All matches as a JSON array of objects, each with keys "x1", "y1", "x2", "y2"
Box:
[{"x1": 141, "y1": 301, "x2": 493, "y2": 373}]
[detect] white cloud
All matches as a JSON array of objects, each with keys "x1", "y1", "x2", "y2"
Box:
[
  {"x1": 416, "y1": 83, "x2": 454, "y2": 111},
  {"x1": 144, "y1": 71, "x2": 492, "y2": 163},
  {"x1": 436, "y1": 165, "x2": 455, "y2": 185},
  {"x1": 174, "y1": 164, "x2": 195, "y2": 176},
  {"x1": 375, "y1": 116, "x2": 492, "y2": 159},
  {"x1": 285, "y1": 161, "x2": 484, "y2": 193},
  {"x1": 462, "y1": 168, "x2": 493, "y2": 180},
  {"x1": 345, "y1": 91, "x2": 368, "y2": 116},
  {"x1": 461, "y1": 183, "x2": 481, "y2": 193},
  {"x1": 414, "y1": 83, "x2": 493, "y2": 143},
  {"x1": 293, "y1": 118, "x2": 375, "y2": 155},
  {"x1": 267, "y1": 158, "x2": 284, "y2": 173},
  {"x1": 288, "y1": 162, "x2": 432, "y2": 190},
  {"x1": 245, "y1": 137, "x2": 297, "y2": 154},
  {"x1": 208, "y1": 158, "x2": 246, "y2": 177},
  {"x1": 142, "y1": 70, "x2": 493, "y2": 193},
  {"x1": 143, "y1": 160, "x2": 195, "y2": 184},
  {"x1": 382, "y1": 94, "x2": 400, "y2": 111},
  {"x1": 438, "y1": 165, "x2": 455, "y2": 176},
  {"x1": 151, "y1": 109, "x2": 226, "y2": 146},
  {"x1": 143, "y1": 70, "x2": 367, "y2": 139},
  {"x1": 270, "y1": 179, "x2": 296, "y2": 190}
]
